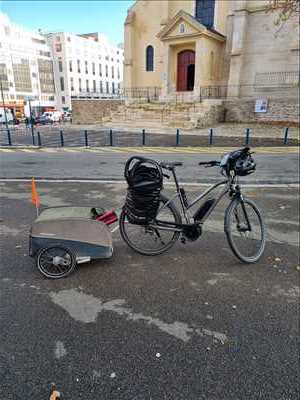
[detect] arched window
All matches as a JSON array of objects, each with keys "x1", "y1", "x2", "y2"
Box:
[
  {"x1": 146, "y1": 45, "x2": 154, "y2": 71},
  {"x1": 196, "y1": 0, "x2": 215, "y2": 29}
]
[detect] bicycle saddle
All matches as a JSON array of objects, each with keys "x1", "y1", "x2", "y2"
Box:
[{"x1": 160, "y1": 161, "x2": 183, "y2": 170}]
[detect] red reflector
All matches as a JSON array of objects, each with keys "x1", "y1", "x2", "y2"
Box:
[{"x1": 96, "y1": 210, "x2": 118, "y2": 225}]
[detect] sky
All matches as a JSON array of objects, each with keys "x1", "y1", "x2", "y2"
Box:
[{"x1": 0, "y1": 0, "x2": 134, "y2": 45}]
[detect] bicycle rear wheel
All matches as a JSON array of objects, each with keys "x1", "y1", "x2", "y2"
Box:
[
  {"x1": 225, "y1": 198, "x2": 266, "y2": 263},
  {"x1": 119, "y1": 194, "x2": 181, "y2": 256}
]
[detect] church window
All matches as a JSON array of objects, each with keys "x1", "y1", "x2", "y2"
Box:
[
  {"x1": 179, "y1": 23, "x2": 185, "y2": 33},
  {"x1": 195, "y1": 0, "x2": 215, "y2": 29},
  {"x1": 146, "y1": 45, "x2": 154, "y2": 71}
]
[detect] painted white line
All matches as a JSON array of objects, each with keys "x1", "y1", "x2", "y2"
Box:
[
  {"x1": 0, "y1": 178, "x2": 298, "y2": 188},
  {"x1": 111, "y1": 225, "x2": 119, "y2": 233}
]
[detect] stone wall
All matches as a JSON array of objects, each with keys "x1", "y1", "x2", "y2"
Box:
[
  {"x1": 224, "y1": 98, "x2": 300, "y2": 125},
  {"x1": 72, "y1": 99, "x2": 124, "y2": 124}
]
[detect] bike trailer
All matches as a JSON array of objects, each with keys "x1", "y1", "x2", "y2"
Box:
[{"x1": 29, "y1": 206, "x2": 117, "y2": 279}]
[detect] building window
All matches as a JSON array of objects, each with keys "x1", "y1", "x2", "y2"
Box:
[
  {"x1": 79, "y1": 78, "x2": 82, "y2": 92},
  {"x1": 70, "y1": 77, "x2": 74, "y2": 91},
  {"x1": 69, "y1": 60, "x2": 72, "y2": 72},
  {"x1": 58, "y1": 60, "x2": 63, "y2": 72},
  {"x1": 117, "y1": 68, "x2": 120, "y2": 80},
  {"x1": 86, "y1": 79, "x2": 89, "y2": 92},
  {"x1": 100, "y1": 81, "x2": 103, "y2": 93},
  {"x1": 99, "y1": 64, "x2": 102, "y2": 77},
  {"x1": 67, "y1": 36, "x2": 71, "y2": 42},
  {"x1": 111, "y1": 66, "x2": 114, "y2": 79},
  {"x1": 105, "y1": 65, "x2": 108, "y2": 77},
  {"x1": 93, "y1": 80, "x2": 96, "y2": 92},
  {"x1": 85, "y1": 61, "x2": 88, "y2": 74},
  {"x1": 195, "y1": 0, "x2": 215, "y2": 28},
  {"x1": 55, "y1": 43, "x2": 62, "y2": 52},
  {"x1": 56, "y1": 36, "x2": 61, "y2": 41},
  {"x1": 60, "y1": 77, "x2": 64, "y2": 91},
  {"x1": 112, "y1": 82, "x2": 115, "y2": 94},
  {"x1": 12, "y1": 59, "x2": 32, "y2": 92},
  {"x1": 77, "y1": 60, "x2": 81, "y2": 73},
  {"x1": 92, "y1": 62, "x2": 95, "y2": 75},
  {"x1": 62, "y1": 96, "x2": 65, "y2": 104},
  {"x1": 37, "y1": 59, "x2": 55, "y2": 93},
  {"x1": 106, "y1": 81, "x2": 109, "y2": 93},
  {"x1": 146, "y1": 45, "x2": 154, "y2": 71}
]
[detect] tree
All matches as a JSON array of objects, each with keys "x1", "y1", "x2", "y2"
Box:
[{"x1": 267, "y1": 0, "x2": 300, "y2": 26}]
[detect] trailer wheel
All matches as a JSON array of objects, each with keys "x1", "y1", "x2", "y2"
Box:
[{"x1": 36, "y1": 246, "x2": 76, "y2": 279}]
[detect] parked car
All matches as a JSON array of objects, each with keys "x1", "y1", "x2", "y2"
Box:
[
  {"x1": 63, "y1": 111, "x2": 72, "y2": 122},
  {"x1": 35, "y1": 115, "x2": 53, "y2": 125},
  {"x1": 42, "y1": 111, "x2": 62, "y2": 123},
  {"x1": 0, "y1": 108, "x2": 14, "y2": 124}
]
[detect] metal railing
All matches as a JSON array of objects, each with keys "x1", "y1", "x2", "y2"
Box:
[{"x1": 0, "y1": 125, "x2": 297, "y2": 148}]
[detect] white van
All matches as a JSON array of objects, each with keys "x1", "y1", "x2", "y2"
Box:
[
  {"x1": 42, "y1": 111, "x2": 62, "y2": 122},
  {"x1": 0, "y1": 107, "x2": 14, "y2": 124}
]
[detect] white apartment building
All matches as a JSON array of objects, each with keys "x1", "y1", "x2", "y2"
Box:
[
  {"x1": 0, "y1": 13, "x2": 56, "y2": 116},
  {"x1": 46, "y1": 31, "x2": 124, "y2": 111}
]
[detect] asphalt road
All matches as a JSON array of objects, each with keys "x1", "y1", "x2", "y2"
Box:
[
  {"x1": 0, "y1": 148, "x2": 299, "y2": 184},
  {"x1": 0, "y1": 181, "x2": 299, "y2": 399}
]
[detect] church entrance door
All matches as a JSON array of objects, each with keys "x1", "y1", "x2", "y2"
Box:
[{"x1": 177, "y1": 50, "x2": 195, "y2": 91}]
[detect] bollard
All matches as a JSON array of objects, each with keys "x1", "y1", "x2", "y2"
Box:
[
  {"x1": 84, "y1": 129, "x2": 88, "y2": 147},
  {"x1": 37, "y1": 131, "x2": 42, "y2": 147},
  {"x1": 245, "y1": 128, "x2": 251, "y2": 145},
  {"x1": 109, "y1": 129, "x2": 113, "y2": 146},
  {"x1": 176, "y1": 128, "x2": 180, "y2": 146},
  {"x1": 7, "y1": 129, "x2": 12, "y2": 146},
  {"x1": 283, "y1": 127, "x2": 289, "y2": 145},
  {"x1": 60, "y1": 130, "x2": 64, "y2": 147},
  {"x1": 142, "y1": 129, "x2": 146, "y2": 146},
  {"x1": 209, "y1": 128, "x2": 213, "y2": 145},
  {"x1": 31, "y1": 130, "x2": 35, "y2": 146}
]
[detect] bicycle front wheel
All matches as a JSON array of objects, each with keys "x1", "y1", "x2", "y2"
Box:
[
  {"x1": 225, "y1": 198, "x2": 266, "y2": 263},
  {"x1": 119, "y1": 194, "x2": 182, "y2": 256}
]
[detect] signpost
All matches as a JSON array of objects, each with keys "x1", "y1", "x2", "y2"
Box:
[
  {"x1": 25, "y1": 96, "x2": 35, "y2": 145},
  {"x1": 0, "y1": 79, "x2": 9, "y2": 132}
]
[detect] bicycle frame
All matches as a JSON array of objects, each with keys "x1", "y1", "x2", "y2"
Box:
[{"x1": 154, "y1": 168, "x2": 241, "y2": 232}]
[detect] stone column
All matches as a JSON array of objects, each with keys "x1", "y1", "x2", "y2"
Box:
[
  {"x1": 160, "y1": 43, "x2": 171, "y2": 101},
  {"x1": 195, "y1": 37, "x2": 213, "y2": 100},
  {"x1": 124, "y1": 10, "x2": 135, "y2": 94},
  {"x1": 227, "y1": 2, "x2": 248, "y2": 97}
]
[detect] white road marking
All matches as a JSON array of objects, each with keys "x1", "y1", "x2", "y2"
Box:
[
  {"x1": 0, "y1": 178, "x2": 298, "y2": 188},
  {"x1": 111, "y1": 225, "x2": 120, "y2": 233}
]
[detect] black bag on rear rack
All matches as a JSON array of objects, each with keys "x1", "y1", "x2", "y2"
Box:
[{"x1": 123, "y1": 157, "x2": 163, "y2": 225}]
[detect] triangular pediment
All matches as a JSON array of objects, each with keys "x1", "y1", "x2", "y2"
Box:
[{"x1": 157, "y1": 10, "x2": 225, "y2": 42}]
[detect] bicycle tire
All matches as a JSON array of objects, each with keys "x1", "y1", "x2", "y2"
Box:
[
  {"x1": 36, "y1": 246, "x2": 77, "y2": 279},
  {"x1": 119, "y1": 194, "x2": 182, "y2": 256},
  {"x1": 225, "y1": 198, "x2": 266, "y2": 263}
]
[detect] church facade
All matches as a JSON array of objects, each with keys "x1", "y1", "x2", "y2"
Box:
[{"x1": 124, "y1": 0, "x2": 299, "y2": 104}]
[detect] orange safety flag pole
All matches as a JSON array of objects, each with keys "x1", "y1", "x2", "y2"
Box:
[{"x1": 31, "y1": 177, "x2": 40, "y2": 216}]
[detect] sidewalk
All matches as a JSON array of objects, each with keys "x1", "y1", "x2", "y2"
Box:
[{"x1": 101, "y1": 122, "x2": 300, "y2": 139}]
